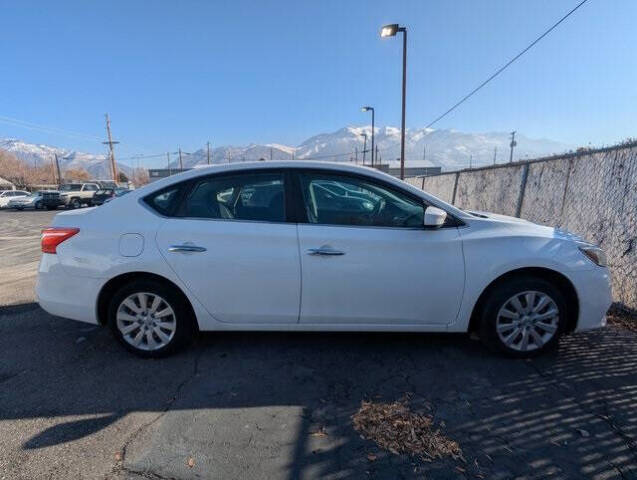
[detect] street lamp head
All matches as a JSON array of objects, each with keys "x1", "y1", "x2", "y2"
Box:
[
  {"x1": 380, "y1": 24, "x2": 399, "y2": 37},
  {"x1": 361, "y1": 106, "x2": 373, "y2": 112}
]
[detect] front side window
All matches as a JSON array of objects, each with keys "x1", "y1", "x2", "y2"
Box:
[
  {"x1": 182, "y1": 172, "x2": 285, "y2": 222},
  {"x1": 298, "y1": 172, "x2": 424, "y2": 228},
  {"x1": 83, "y1": 184, "x2": 98, "y2": 191}
]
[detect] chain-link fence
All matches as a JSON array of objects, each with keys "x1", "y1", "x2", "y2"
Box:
[{"x1": 410, "y1": 143, "x2": 637, "y2": 311}]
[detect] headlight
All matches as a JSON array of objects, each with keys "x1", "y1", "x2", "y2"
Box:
[{"x1": 578, "y1": 244, "x2": 607, "y2": 267}]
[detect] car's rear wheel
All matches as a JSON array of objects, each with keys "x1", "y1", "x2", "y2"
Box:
[
  {"x1": 107, "y1": 280, "x2": 195, "y2": 357},
  {"x1": 479, "y1": 276, "x2": 567, "y2": 357}
]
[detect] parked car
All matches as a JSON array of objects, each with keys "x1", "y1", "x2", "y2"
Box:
[
  {"x1": 36, "y1": 162, "x2": 611, "y2": 358},
  {"x1": 8, "y1": 191, "x2": 44, "y2": 210},
  {"x1": 0, "y1": 190, "x2": 30, "y2": 208},
  {"x1": 92, "y1": 187, "x2": 130, "y2": 206},
  {"x1": 36, "y1": 190, "x2": 63, "y2": 210},
  {"x1": 58, "y1": 182, "x2": 100, "y2": 209}
]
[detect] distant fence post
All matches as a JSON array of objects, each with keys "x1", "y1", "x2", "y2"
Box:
[
  {"x1": 421, "y1": 176, "x2": 425, "y2": 190},
  {"x1": 515, "y1": 163, "x2": 530, "y2": 218},
  {"x1": 558, "y1": 157, "x2": 574, "y2": 225},
  {"x1": 451, "y1": 172, "x2": 460, "y2": 205}
]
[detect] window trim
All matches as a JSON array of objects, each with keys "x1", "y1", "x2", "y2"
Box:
[
  {"x1": 143, "y1": 168, "x2": 292, "y2": 224},
  {"x1": 290, "y1": 168, "x2": 463, "y2": 230}
]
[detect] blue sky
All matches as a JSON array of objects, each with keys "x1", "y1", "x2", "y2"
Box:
[{"x1": 1, "y1": 0, "x2": 635, "y2": 167}]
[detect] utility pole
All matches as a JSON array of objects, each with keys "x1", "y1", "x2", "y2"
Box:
[
  {"x1": 178, "y1": 147, "x2": 183, "y2": 170},
  {"x1": 509, "y1": 131, "x2": 517, "y2": 163},
  {"x1": 54, "y1": 153, "x2": 62, "y2": 186},
  {"x1": 355, "y1": 147, "x2": 358, "y2": 164},
  {"x1": 270, "y1": 147, "x2": 273, "y2": 161},
  {"x1": 469, "y1": 154, "x2": 473, "y2": 169},
  {"x1": 493, "y1": 147, "x2": 497, "y2": 165},
  {"x1": 167, "y1": 152, "x2": 172, "y2": 175},
  {"x1": 376, "y1": 145, "x2": 379, "y2": 167},
  {"x1": 206, "y1": 141, "x2": 211, "y2": 165},
  {"x1": 102, "y1": 113, "x2": 119, "y2": 181}
]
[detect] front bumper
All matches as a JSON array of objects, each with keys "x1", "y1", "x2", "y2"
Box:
[
  {"x1": 570, "y1": 267, "x2": 613, "y2": 331},
  {"x1": 36, "y1": 254, "x2": 102, "y2": 324}
]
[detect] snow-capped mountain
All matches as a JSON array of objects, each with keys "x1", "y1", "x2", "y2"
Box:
[
  {"x1": 173, "y1": 127, "x2": 571, "y2": 170},
  {"x1": 0, "y1": 138, "x2": 132, "y2": 178},
  {"x1": 1, "y1": 127, "x2": 572, "y2": 175}
]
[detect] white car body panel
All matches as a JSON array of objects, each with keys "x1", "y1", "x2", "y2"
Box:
[
  {"x1": 36, "y1": 161, "x2": 612, "y2": 336},
  {"x1": 297, "y1": 223, "x2": 464, "y2": 325},
  {"x1": 156, "y1": 218, "x2": 301, "y2": 325}
]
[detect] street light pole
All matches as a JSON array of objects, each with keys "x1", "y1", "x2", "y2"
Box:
[
  {"x1": 380, "y1": 24, "x2": 407, "y2": 179},
  {"x1": 361, "y1": 106, "x2": 375, "y2": 167},
  {"x1": 361, "y1": 133, "x2": 368, "y2": 165}
]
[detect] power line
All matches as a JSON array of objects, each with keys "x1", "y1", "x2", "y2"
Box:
[
  {"x1": 424, "y1": 0, "x2": 590, "y2": 129},
  {"x1": 0, "y1": 115, "x2": 102, "y2": 141}
]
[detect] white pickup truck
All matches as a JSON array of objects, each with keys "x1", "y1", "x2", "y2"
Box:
[{"x1": 58, "y1": 182, "x2": 100, "y2": 209}]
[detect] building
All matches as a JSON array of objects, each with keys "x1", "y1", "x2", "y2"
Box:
[
  {"x1": 0, "y1": 176, "x2": 15, "y2": 190},
  {"x1": 148, "y1": 168, "x2": 192, "y2": 182},
  {"x1": 374, "y1": 164, "x2": 442, "y2": 177}
]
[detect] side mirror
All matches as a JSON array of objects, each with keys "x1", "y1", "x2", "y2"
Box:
[{"x1": 424, "y1": 206, "x2": 447, "y2": 228}]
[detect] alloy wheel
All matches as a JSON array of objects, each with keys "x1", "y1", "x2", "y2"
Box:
[
  {"x1": 116, "y1": 292, "x2": 177, "y2": 351},
  {"x1": 496, "y1": 290, "x2": 559, "y2": 352}
]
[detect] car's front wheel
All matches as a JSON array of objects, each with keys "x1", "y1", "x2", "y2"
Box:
[
  {"x1": 479, "y1": 276, "x2": 567, "y2": 357},
  {"x1": 108, "y1": 280, "x2": 195, "y2": 357}
]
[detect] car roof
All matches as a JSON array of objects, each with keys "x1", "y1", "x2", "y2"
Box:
[{"x1": 131, "y1": 161, "x2": 469, "y2": 219}]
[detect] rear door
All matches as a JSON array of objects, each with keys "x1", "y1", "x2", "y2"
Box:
[
  {"x1": 154, "y1": 170, "x2": 301, "y2": 325},
  {"x1": 294, "y1": 170, "x2": 465, "y2": 326}
]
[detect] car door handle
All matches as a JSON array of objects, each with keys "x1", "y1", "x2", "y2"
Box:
[
  {"x1": 168, "y1": 245, "x2": 207, "y2": 253},
  {"x1": 307, "y1": 246, "x2": 345, "y2": 256}
]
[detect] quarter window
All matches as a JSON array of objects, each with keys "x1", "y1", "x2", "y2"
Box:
[
  {"x1": 145, "y1": 186, "x2": 183, "y2": 216},
  {"x1": 182, "y1": 172, "x2": 285, "y2": 222},
  {"x1": 298, "y1": 173, "x2": 424, "y2": 228}
]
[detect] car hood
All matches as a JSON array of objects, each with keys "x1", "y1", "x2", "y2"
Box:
[{"x1": 468, "y1": 210, "x2": 585, "y2": 242}]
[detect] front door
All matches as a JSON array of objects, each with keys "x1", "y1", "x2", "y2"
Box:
[
  {"x1": 295, "y1": 171, "x2": 465, "y2": 326},
  {"x1": 155, "y1": 170, "x2": 300, "y2": 324}
]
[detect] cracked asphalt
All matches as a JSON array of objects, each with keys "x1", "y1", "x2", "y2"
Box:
[{"x1": 1, "y1": 209, "x2": 637, "y2": 479}]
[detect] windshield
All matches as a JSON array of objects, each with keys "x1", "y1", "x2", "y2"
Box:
[{"x1": 59, "y1": 184, "x2": 82, "y2": 192}]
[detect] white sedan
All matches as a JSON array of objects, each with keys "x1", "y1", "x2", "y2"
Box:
[
  {"x1": 36, "y1": 162, "x2": 611, "y2": 358},
  {"x1": 0, "y1": 190, "x2": 30, "y2": 208}
]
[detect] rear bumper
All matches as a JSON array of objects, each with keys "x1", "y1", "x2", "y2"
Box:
[
  {"x1": 36, "y1": 254, "x2": 102, "y2": 325},
  {"x1": 570, "y1": 267, "x2": 612, "y2": 332}
]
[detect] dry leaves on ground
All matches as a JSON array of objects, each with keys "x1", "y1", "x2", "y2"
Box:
[
  {"x1": 607, "y1": 307, "x2": 637, "y2": 333},
  {"x1": 352, "y1": 396, "x2": 461, "y2": 461}
]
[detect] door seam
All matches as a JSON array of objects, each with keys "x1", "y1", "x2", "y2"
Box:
[{"x1": 295, "y1": 223, "x2": 303, "y2": 323}]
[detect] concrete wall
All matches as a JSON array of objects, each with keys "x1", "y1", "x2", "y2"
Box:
[{"x1": 410, "y1": 144, "x2": 637, "y2": 311}]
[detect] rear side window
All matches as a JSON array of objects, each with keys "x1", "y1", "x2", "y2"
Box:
[
  {"x1": 144, "y1": 186, "x2": 183, "y2": 216},
  {"x1": 182, "y1": 172, "x2": 285, "y2": 222}
]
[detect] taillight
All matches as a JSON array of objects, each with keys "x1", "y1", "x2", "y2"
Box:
[{"x1": 41, "y1": 227, "x2": 79, "y2": 254}]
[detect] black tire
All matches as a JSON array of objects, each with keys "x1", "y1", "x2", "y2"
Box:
[
  {"x1": 69, "y1": 198, "x2": 81, "y2": 209},
  {"x1": 35, "y1": 201, "x2": 42, "y2": 210},
  {"x1": 479, "y1": 276, "x2": 567, "y2": 358},
  {"x1": 46, "y1": 206, "x2": 57, "y2": 211},
  {"x1": 107, "y1": 279, "x2": 196, "y2": 358}
]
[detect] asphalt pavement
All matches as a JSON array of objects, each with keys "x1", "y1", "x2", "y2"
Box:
[{"x1": 1, "y1": 209, "x2": 636, "y2": 480}]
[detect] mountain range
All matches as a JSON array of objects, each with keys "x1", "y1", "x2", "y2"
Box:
[{"x1": 1, "y1": 127, "x2": 572, "y2": 179}]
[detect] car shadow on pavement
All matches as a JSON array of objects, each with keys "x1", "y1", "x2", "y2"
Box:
[{"x1": 1, "y1": 303, "x2": 636, "y2": 479}]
